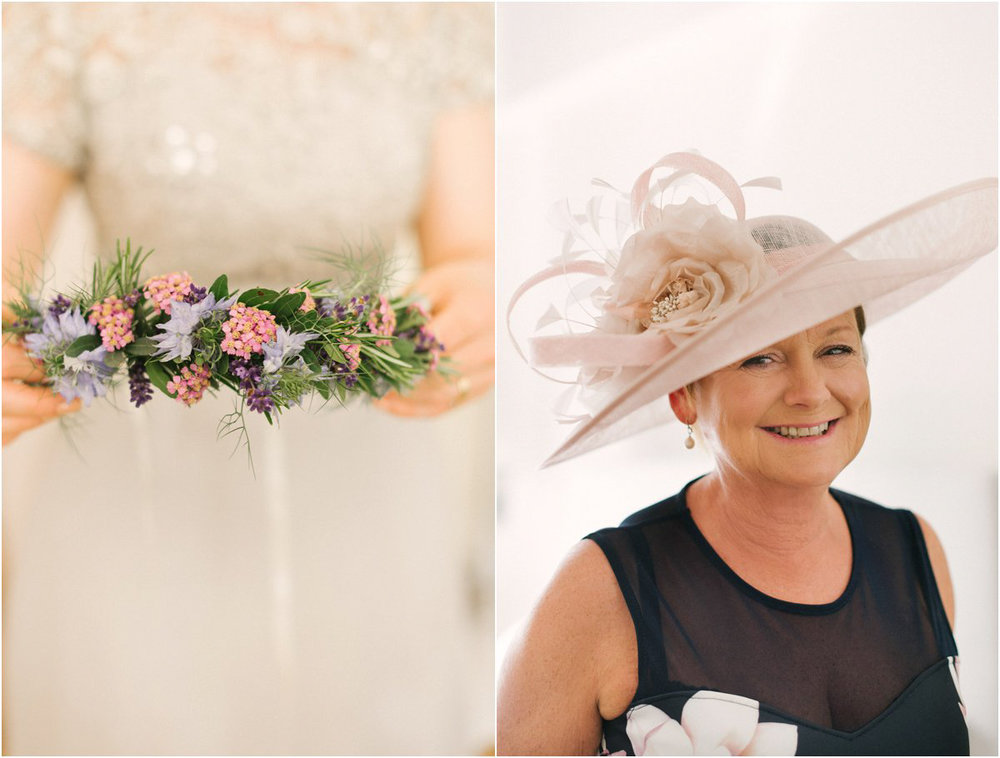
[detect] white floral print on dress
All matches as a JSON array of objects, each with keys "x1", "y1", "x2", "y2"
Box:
[
  {"x1": 624, "y1": 691, "x2": 798, "y2": 756},
  {"x1": 947, "y1": 656, "x2": 967, "y2": 724}
]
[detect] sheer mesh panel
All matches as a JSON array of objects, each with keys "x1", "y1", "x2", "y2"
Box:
[{"x1": 587, "y1": 484, "x2": 955, "y2": 733}]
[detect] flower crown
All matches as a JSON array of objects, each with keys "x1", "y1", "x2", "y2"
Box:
[{"x1": 5, "y1": 241, "x2": 446, "y2": 423}]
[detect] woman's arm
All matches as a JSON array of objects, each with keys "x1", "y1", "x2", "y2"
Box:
[
  {"x1": 2, "y1": 137, "x2": 81, "y2": 445},
  {"x1": 497, "y1": 539, "x2": 638, "y2": 755},
  {"x1": 374, "y1": 104, "x2": 494, "y2": 417},
  {"x1": 916, "y1": 514, "x2": 956, "y2": 629}
]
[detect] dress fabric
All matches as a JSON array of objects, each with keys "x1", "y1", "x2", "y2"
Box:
[
  {"x1": 587, "y1": 480, "x2": 968, "y2": 756},
  {"x1": 2, "y1": 4, "x2": 493, "y2": 755}
]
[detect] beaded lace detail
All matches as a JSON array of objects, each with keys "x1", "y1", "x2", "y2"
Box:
[{"x1": 3, "y1": 3, "x2": 493, "y2": 288}]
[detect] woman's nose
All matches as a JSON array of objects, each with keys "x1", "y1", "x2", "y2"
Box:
[{"x1": 783, "y1": 359, "x2": 832, "y2": 407}]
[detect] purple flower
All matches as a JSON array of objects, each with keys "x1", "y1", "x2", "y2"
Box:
[
  {"x1": 151, "y1": 291, "x2": 238, "y2": 360},
  {"x1": 329, "y1": 361, "x2": 360, "y2": 389},
  {"x1": 182, "y1": 285, "x2": 208, "y2": 304},
  {"x1": 24, "y1": 307, "x2": 96, "y2": 362},
  {"x1": 54, "y1": 347, "x2": 116, "y2": 406},
  {"x1": 229, "y1": 356, "x2": 263, "y2": 392},
  {"x1": 246, "y1": 383, "x2": 276, "y2": 414},
  {"x1": 317, "y1": 294, "x2": 371, "y2": 321},
  {"x1": 316, "y1": 298, "x2": 337, "y2": 319},
  {"x1": 21, "y1": 308, "x2": 113, "y2": 405},
  {"x1": 261, "y1": 326, "x2": 318, "y2": 374},
  {"x1": 48, "y1": 294, "x2": 73, "y2": 317},
  {"x1": 128, "y1": 362, "x2": 153, "y2": 407}
]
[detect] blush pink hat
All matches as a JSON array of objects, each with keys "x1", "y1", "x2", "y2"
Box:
[{"x1": 508, "y1": 151, "x2": 998, "y2": 466}]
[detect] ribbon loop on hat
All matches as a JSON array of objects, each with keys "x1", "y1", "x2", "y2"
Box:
[{"x1": 631, "y1": 151, "x2": 750, "y2": 224}]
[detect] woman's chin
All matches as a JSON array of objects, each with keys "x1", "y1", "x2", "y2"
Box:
[{"x1": 719, "y1": 455, "x2": 851, "y2": 492}]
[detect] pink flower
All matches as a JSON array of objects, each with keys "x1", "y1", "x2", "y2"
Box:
[
  {"x1": 366, "y1": 295, "x2": 397, "y2": 347},
  {"x1": 88, "y1": 296, "x2": 135, "y2": 351},
  {"x1": 166, "y1": 363, "x2": 212, "y2": 406},
  {"x1": 220, "y1": 304, "x2": 278, "y2": 359},
  {"x1": 340, "y1": 341, "x2": 362, "y2": 371},
  {"x1": 143, "y1": 272, "x2": 194, "y2": 315},
  {"x1": 625, "y1": 692, "x2": 797, "y2": 756}
]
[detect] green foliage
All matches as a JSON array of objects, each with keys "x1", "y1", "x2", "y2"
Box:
[
  {"x1": 267, "y1": 291, "x2": 308, "y2": 319},
  {"x1": 209, "y1": 274, "x2": 229, "y2": 301},
  {"x1": 83, "y1": 239, "x2": 154, "y2": 304},
  {"x1": 65, "y1": 334, "x2": 102, "y2": 357},
  {"x1": 125, "y1": 337, "x2": 158, "y2": 356},
  {"x1": 239, "y1": 288, "x2": 279, "y2": 308},
  {"x1": 2, "y1": 239, "x2": 450, "y2": 471},
  {"x1": 144, "y1": 361, "x2": 175, "y2": 398}
]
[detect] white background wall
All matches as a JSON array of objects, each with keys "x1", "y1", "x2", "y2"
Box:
[{"x1": 497, "y1": 3, "x2": 997, "y2": 752}]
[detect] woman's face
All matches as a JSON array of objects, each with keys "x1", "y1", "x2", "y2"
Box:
[{"x1": 681, "y1": 312, "x2": 871, "y2": 490}]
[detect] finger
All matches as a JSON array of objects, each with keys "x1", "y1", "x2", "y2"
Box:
[
  {"x1": 2, "y1": 380, "x2": 80, "y2": 418},
  {"x1": 374, "y1": 366, "x2": 493, "y2": 418},
  {"x1": 2, "y1": 340, "x2": 46, "y2": 382},
  {"x1": 3, "y1": 413, "x2": 48, "y2": 445},
  {"x1": 409, "y1": 259, "x2": 493, "y2": 304},
  {"x1": 426, "y1": 310, "x2": 492, "y2": 357},
  {"x1": 443, "y1": 337, "x2": 495, "y2": 377}
]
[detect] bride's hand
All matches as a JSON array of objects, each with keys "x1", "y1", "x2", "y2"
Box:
[
  {"x1": 375, "y1": 258, "x2": 493, "y2": 417},
  {"x1": 2, "y1": 338, "x2": 80, "y2": 445}
]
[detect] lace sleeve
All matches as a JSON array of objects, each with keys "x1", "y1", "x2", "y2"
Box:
[
  {"x1": 425, "y1": 3, "x2": 494, "y2": 109},
  {"x1": 2, "y1": 3, "x2": 88, "y2": 173}
]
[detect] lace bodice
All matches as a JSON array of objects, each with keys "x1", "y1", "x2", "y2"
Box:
[{"x1": 3, "y1": 2, "x2": 493, "y2": 288}]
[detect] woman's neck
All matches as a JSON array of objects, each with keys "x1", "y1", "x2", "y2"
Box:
[{"x1": 686, "y1": 470, "x2": 852, "y2": 603}]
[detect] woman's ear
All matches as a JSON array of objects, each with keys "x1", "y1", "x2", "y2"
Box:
[{"x1": 668, "y1": 386, "x2": 696, "y2": 425}]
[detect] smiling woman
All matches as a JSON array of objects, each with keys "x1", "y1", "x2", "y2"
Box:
[
  {"x1": 675, "y1": 313, "x2": 872, "y2": 493},
  {"x1": 497, "y1": 152, "x2": 995, "y2": 755}
]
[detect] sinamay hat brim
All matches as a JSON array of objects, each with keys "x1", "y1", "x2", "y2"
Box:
[{"x1": 509, "y1": 154, "x2": 998, "y2": 467}]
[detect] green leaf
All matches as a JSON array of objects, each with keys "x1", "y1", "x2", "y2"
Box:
[
  {"x1": 326, "y1": 345, "x2": 346, "y2": 365},
  {"x1": 105, "y1": 350, "x2": 127, "y2": 368},
  {"x1": 209, "y1": 274, "x2": 229, "y2": 301},
  {"x1": 267, "y1": 292, "x2": 307, "y2": 319},
  {"x1": 215, "y1": 353, "x2": 229, "y2": 375},
  {"x1": 394, "y1": 340, "x2": 417, "y2": 361},
  {"x1": 65, "y1": 334, "x2": 102, "y2": 357},
  {"x1": 145, "y1": 361, "x2": 176, "y2": 398},
  {"x1": 300, "y1": 347, "x2": 322, "y2": 372},
  {"x1": 125, "y1": 337, "x2": 159, "y2": 357},
  {"x1": 292, "y1": 311, "x2": 322, "y2": 331},
  {"x1": 378, "y1": 342, "x2": 401, "y2": 359},
  {"x1": 360, "y1": 345, "x2": 410, "y2": 367},
  {"x1": 239, "y1": 288, "x2": 279, "y2": 308},
  {"x1": 213, "y1": 372, "x2": 240, "y2": 392}
]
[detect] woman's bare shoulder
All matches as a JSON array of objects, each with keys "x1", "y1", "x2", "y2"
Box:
[
  {"x1": 914, "y1": 514, "x2": 956, "y2": 629},
  {"x1": 497, "y1": 539, "x2": 637, "y2": 755}
]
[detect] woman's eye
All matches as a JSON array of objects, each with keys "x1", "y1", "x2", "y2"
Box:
[
  {"x1": 823, "y1": 344, "x2": 856, "y2": 357},
  {"x1": 740, "y1": 354, "x2": 774, "y2": 368}
]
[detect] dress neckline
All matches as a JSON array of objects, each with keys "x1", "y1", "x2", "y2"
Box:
[{"x1": 677, "y1": 478, "x2": 860, "y2": 615}]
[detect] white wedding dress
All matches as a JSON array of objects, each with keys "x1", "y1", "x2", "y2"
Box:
[{"x1": 2, "y1": 4, "x2": 494, "y2": 754}]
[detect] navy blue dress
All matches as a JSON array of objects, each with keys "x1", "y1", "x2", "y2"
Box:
[{"x1": 587, "y1": 480, "x2": 968, "y2": 756}]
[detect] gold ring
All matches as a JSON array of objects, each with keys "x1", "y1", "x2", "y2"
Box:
[{"x1": 455, "y1": 376, "x2": 471, "y2": 405}]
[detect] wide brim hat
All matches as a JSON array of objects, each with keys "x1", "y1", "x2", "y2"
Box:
[{"x1": 508, "y1": 152, "x2": 998, "y2": 466}]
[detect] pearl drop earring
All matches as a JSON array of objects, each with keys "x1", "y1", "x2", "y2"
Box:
[{"x1": 685, "y1": 424, "x2": 695, "y2": 450}]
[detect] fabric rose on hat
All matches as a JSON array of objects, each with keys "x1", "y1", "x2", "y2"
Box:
[{"x1": 602, "y1": 198, "x2": 775, "y2": 337}]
